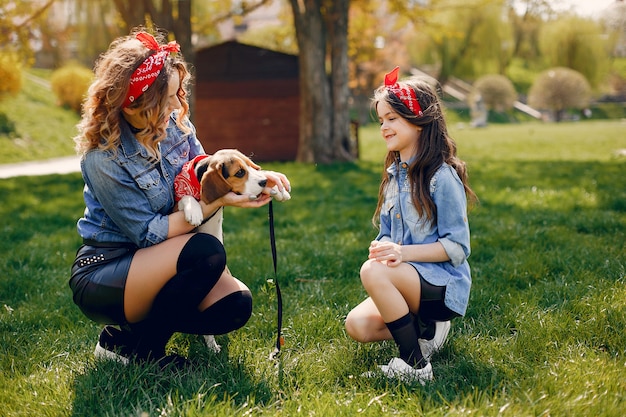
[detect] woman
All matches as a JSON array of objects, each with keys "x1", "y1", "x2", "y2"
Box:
[{"x1": 69, "y1": 29, "x2": 290, "y2": 369}]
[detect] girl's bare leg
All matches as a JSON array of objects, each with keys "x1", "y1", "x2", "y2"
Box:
[{"x1": 345, "y1": 260, "x2": 422, "y2": 342}]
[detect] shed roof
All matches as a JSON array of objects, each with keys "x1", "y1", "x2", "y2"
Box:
[{"x1": 194, "y1": 41, "x2": 298, "y2": 82}]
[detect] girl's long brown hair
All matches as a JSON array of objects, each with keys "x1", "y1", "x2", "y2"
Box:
[
  {"x1": 372, "y1": 76, "x2": 477, "y2": 227},
  {"x1": 74, "y1": 28, "x2": 192, "y2": 158}
]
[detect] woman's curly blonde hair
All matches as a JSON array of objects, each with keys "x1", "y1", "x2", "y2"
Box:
[{"x1": 74, "y1": 28, "x2": 192, "y2": 158}]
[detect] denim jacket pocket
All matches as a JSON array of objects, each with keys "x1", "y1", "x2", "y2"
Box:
[
  {"x1": 136, "y1": 169, "x2": 168, "y2": 212},
  {"x1": 403, "y1": 199, "x2": 430, "y2": 238}
]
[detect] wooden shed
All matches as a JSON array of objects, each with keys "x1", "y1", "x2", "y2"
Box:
[{"x1": 192, "y1": 41, "x2": 300, "y2": 162}]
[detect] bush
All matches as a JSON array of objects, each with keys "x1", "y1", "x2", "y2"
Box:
[
  {"x1": 471, "y1": 74, "x2": 517, "y2": 112},
  {"x1": 528, "y1": 67, "x2": 591, "y2": 122},
  {"x1": 0, "y1": 112, "x2": 16, "y2": 135},
  {"x1": 0, "y1": 52, "x2": 23, "y2": 101},
  {"x1": 50, "y1": 63, "x2": 93, "y2": 113}
]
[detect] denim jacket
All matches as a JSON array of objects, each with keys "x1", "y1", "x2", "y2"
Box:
[
  {"x1": 77, "y1": 113, "x2": 205, "y2": 248},
  {"x1": 376, "y1": 160, "x2": 472, "y2": 316}
]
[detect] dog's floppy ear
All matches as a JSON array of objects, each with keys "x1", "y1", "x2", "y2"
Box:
[
  {"x1": 240, "y1": 153, "x2": 261, "y2": 170},
  {"x1": 200, "y1": 159, "x2": 233, "y2": 203}
]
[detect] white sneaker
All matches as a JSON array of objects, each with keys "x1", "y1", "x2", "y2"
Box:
[
  {"x1": 378, "y1": 358, "x2": 433, "y2": 385},
  {"x1": 418, "y1": 320, "x2": 450, "y2": 361}
]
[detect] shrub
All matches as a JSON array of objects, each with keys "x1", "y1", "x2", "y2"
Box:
[
  {"x1": 50, "y1": 63, "x2": 93, "y2": 113},
  {"x1": 528, "y1": 67, "x2": 591, "y2": 122},
  {"x1": 471, "y1": 74, "x2": 517, "y2": 112},
  {"x1": 0, "y1": 112, "x2": 16, "y2": 135},
  {"x1": 0, "y1": 52, "x2": 23, "y2": 101}
]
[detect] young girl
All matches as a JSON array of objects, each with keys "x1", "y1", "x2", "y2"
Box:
[
  {"x1": 69, "y1": 29, "x2": 290, "y2": 369},
  {"x1": 345, "y1": 67, "x2": 476, "y2": 384}
]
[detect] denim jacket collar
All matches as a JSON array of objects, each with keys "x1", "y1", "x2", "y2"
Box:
[{"x1": 118, "y1": 119, "x2": 156, "y2": 160}]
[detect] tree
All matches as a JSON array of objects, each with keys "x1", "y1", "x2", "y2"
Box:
[
  {"x1": 288, "y1": 0, "x2": 353, "y2": 163},
  {"x1": 538, "y1": 16, "x2": 609, "y2": 88},
  {"x1": 528, "y1": 67, "x2": 591, "y2": 122},
  {"x1": 112, "y1": 0, "x2": 193, "y2": 62},
  {"x1": 391, "y1": 0, "x2": 512, "y2": 83},
  {"x1": 109, "y1": 0, "x2": 352, "y2": 163},
  {"x1": 0, "y1": 0, "x2": 56, "y2": 63}
]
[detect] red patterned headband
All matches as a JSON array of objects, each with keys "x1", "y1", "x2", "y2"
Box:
[
  {"x1": 123, "y1": 32, "x2": 180, "y2": 108},
  {"x1": 384, "y1": 66, "x2": 423, "y2": 116}
]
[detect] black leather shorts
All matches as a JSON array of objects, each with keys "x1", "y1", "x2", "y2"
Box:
[
  {"x1": 418, "y1": 275, "x2": 460, "y2": 322},
  {"x1": 69, "y1": 244, "x2": 136, "y2": 325}
]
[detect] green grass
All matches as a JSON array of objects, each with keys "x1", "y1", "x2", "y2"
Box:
[
  {"x1": 0, "y1": 71, "x2": 79, "y2": 164},
  {"x1": 1, "y1": 103, "x2": 626, "y2": 415}
]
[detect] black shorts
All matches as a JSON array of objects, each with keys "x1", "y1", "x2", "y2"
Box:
[
  {"x1": 69, "y1": 244, "x2": 136, "y2": 325},
  {"x1": 418, "y1": 275, "x2": 460, "y2": 323}
]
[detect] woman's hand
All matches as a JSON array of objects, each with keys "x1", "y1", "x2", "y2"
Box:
[
  {"x1": 261, "y1": 170, "x2": 291, "y2": 196},
  {"x1": 199, "y1": 170, "x2": 291, "y2": 215},
  {"x1": 368, "y1": 240, "x2": 403, "y2": 267},
  {"x1": 220, "y1": 191, "x2": 273, "y2": 208}
]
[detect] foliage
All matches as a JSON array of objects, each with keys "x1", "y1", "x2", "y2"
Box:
[
  {"x1": 528, "y1": 67, "x2": 592, "y2": 122},
  {"x1": 471, "y1": 74, "x2": 517, "y2": 112},
  {"x1": 233, "y1": 2, "x2": 297, "y2": 54},
  {"x1": 0, "y1": 113, "x2": 16, "y2": 136},
  {"x1": 50, "y1": 63, "x2": 94, "y2": 113},
  {"x1": 0, "y1": 52, "x2": 23, "y2": 101},
  {"x1": 538, "y1": 16, "x2": 609, "y2": 88},
  {"x1": 505, "y1": 58, "x2": 539, "y2": 95},
  {"x1": 0, "y1": 0, "x2": 55, "y2": 64},
  {"x1": 1, "y1": 121, "x2": 625, "y2": 416},
  {"x1": 402, "y1": 0, "x2": 513, "y2": 83}
]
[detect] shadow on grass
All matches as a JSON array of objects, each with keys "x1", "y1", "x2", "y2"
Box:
[{"x1": 70, "y1": 336, "x2": 274, "y2": 416}]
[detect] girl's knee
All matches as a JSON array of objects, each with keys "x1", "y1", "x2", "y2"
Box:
[
  {"x1": 359, "y1": 259, "x2": 386, "y2": 291},
  {"x1": 345, "y1": 310, "x2": 368, "y2": 342}
]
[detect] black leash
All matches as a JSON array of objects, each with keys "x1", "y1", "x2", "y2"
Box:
[{"x1": 268, "y1": 200, "x2": 284, "y2": 360}]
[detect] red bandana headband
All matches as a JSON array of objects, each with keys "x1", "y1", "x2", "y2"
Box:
[
  {"x1": 123, "y1": 32, "x2": 180, "y2": 108},
  {"x1": 384, "y1": 66, "x2": 423, "y2": 116}
]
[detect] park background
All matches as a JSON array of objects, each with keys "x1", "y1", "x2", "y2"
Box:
[{"x1": 1, "y1": 0, "x2": 625, "y2": 416}]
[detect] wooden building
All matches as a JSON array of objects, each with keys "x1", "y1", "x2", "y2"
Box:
[{"x1": 192, "y1": 41, "x2": 300, "y2": 162}]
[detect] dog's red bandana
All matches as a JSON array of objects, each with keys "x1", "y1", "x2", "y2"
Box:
[
  {"x1": 123, "y1": 32, "x2": 180, "y2": 108},
  {"x1": 384, "y1": 66, "x2": 423, "y2": 117},
  {"x1": 174, "y1": 154, "x2": 209, "y2": 202}
]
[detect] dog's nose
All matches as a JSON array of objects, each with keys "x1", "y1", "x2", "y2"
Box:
[{"x1": 259, "y1": 179, "x2": 267, "y2": 188}]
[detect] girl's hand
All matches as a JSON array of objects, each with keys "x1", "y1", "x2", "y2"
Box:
[{"x1": 368, "y1": 240, "x2": 403, "y2": 267}]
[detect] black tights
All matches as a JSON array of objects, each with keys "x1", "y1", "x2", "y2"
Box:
[{"x1": 125, "y1": 234, "x2": 252, "y2": 357}]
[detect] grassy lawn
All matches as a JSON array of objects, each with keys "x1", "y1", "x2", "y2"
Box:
[
  {"x1": 0, "y1": 71, "x2": 80, "y2": 164},
  {"x1": 1, "y1": 94, "x2": 625, "y2": 416}
]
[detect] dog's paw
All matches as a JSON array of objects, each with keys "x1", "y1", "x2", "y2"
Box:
[
  {"x1": 203, "y1": 335, "x2": 221, "y2": 353},
  {"x1": 179, "y1": 196, "x2": 203, "y2": 226},
  {"x1": 271, "y1": 186, "x2": 291, "y2": 202}
]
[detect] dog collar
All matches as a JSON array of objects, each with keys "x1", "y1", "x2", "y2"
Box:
[{"x1": 174, "y1": 154, "x2": 210, "y2": 202}]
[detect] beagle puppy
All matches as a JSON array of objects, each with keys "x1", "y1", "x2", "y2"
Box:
[
  {"x1": 175, "y1": 148, "x2": 290, "y2": 239},
  {"x1": 174, "y1": 149, "x2": 290, "y2": 352}
]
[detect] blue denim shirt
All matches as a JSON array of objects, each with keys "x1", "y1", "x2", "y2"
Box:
[
  {"x1": 376, "y1": 161, "x2": 472, "y2": 316},
  {"x1": 77, "y1": 113, "x2": 205, "y2": 248}
]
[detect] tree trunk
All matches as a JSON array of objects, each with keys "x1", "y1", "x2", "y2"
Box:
[
  {"x1": 328, "y1": 0, "x2": 354, "y2": 161},
  {"x1": 290, "y1": 0, "x2": 353, "y2": 163}
]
